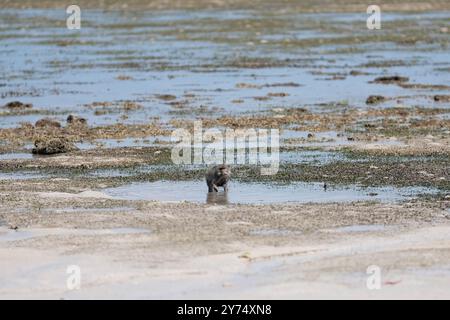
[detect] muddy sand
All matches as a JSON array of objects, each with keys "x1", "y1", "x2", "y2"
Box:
[{"x1": 1, "y1": 198, "x2": 450, "y2": 299}]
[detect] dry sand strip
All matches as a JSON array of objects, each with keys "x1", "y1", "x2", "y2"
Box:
[{"x1": 1, "y1": 221, "x2": 450, "y2": 299}]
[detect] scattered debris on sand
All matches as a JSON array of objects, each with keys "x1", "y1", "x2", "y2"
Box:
[
  {"x1": 122, "y1": 101, "x2": 143, "y2": 111},
  {"x1": 35, "y1": 118, "x2": 62, "y2": 128},
  {"x1": 268, "y1": 92, "x2": 289, "y2": 97},
  {"x1": 155, "y1": 94, "x2": 177, "y2": 101},
  {"x1": 254, "y1": 96, "x2": 271, "y2": 101},
  {"x1": 373, "y1": 76, "x2": 409, "y2": 84},
  {"x1": 0, "y1": 0, "x2": 450, "y2": 300},
  {"x1": 116, "y1": 75, "x2": 133, "y2": 81},
  {"x1": 236, "y1": 82, "x2": 301, "y2": 90},
  {"x1": 349, "y1": 70, "x2": 370, "y2": 76},
  {"x1": 399, "y1": 83, "x2": 450, "y2": 90},
  {"x1": 434, "y1": 95, "x2": 450, "y2": 102},
  {"x1": 67, "y1": 115, "x2": 87, "y2": 126}
]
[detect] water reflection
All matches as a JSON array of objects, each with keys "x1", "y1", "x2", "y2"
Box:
[{"x1": 206, "y1": 192, "x2": 229, "y2": 205}]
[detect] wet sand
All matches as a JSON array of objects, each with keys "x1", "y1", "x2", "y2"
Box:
[{"x1": 1, "y1": 199, "x2": 450, "y2": 299}]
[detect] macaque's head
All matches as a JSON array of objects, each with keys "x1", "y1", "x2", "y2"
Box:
[{"x1": 217, "y1": 165, "x2": 231, "y2": 178}]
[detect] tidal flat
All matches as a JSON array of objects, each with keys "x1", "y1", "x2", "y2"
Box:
[{"x1": 0, "y1": 0, "x2": 449, "y2": 299}]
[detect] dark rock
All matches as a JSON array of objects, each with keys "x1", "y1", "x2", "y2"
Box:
[
  {"x1": 3, "y1": 101, "x2": 33, "y2": 109},
  {"x1": 373, "y1": 76, "x2": 409, "y2": 84},
  {"x1": 349, "y1": 70, "x2": 369, "y2": 76},
  {"x1": 32, "y1": 137, "x2": 78, "y2": 155},
  {"x1": 366, "y1": 95, "x2": 386, "y2": 104},
  {"x1": 35, "y1": 118, "x2": 61, "y2": 128}
]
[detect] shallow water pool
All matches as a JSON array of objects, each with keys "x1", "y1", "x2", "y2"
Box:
[{"x1": 103, "y1": 180, "x2": 436, "y2": 205}]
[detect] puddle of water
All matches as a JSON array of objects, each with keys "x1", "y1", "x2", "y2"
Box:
[
  {"x1": 280, "y1": 150, "x2": 345, "y2": 164},
  {"x1": 0, "y1": 153, "x2": 34, "y2": 160},
  {"x1": 0, "y1": 227, "x2": 150, "y2": 242},
  {"x1": 103, "y1": 180, "x2": 436, "y2": 205},
  {"x1": 0, "y1": 172, "x2": 44, "y2": 180}
]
